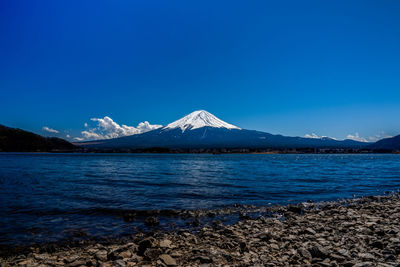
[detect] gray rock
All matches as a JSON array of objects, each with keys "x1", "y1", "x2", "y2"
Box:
[
  {"x1": 193, "y1": 255, "x2": 213, "y2": 264},
  {"x1": 304, "y1": 227, "x2": 317, "y2": 235},
  {"x1": 63, "y1": 255, "x2": 81, "y2": 264},
  {"x1": 115, "y1": 259, "x2": 126, "y2": 267},
  {"x1": 329, "y1": 253, "x2": 346, "y2": 262},
  {"x1": 354, "y1": 262, "x2": 373, "y2": 267},
  {"x1": 95, "y1": 250, "x2": 108, "y2": 262},
  {"x1": 159, "y1": 239, "x2": 172, "y2": 248},
  {"x1": 358, "y1": 253, "x2": 375, "y2": 260},
  {"x1": 159, "y1": 254, "x2": 177, "y2": 266},
  {"x1": 119, "y1": 250, "x2": 132, "y2": 259},
  {"x1": 270, "y1": 243, "x2": 279, "y2": 250},
  {"x1": 66, "y1": 260, "x2": 86, "y2": 267},
  {"x1": 297, "y1": 247, "x2": 312, "y2": 260},
  {"x1": 33, "y1": 253, "x2": 49, "y2": 261},
  {"x1": 143, "y1": 248, "x2": 162, "y2": 261},
  {"x1": 308, "y1": 245, "x2": 329, "y2": 259},
  {"x1": 257, "y1": 232, "x2": 273, "y2": 241},
  {"x1": 138, "y1": 237, "x2": 156, "y2": 255}
]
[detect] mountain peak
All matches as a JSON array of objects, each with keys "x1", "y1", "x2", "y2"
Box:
[{"x1": 164, "y1": 110, "x2": 241, "y2": 132}]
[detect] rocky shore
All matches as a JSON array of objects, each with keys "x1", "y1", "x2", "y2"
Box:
[{"x1": 2, "y1": 194, "x2": 400, "y2": 266}]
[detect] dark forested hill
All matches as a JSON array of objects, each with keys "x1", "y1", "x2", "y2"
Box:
[
  {"x1": 0, "y1": 124, "x2": 76, "y2": 152},
  {"x1": 368, "y1": 135, "x2": 400, "y2": 152}
]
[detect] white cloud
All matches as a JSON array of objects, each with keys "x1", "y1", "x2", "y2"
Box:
[
  {"x1": 66, "y1": 134, "x2": 71, "y2": 138},
  {"x1": 306, "y1": 131, "x2": 392, "y2": 143},
  {"x1": 84, "y1": 123, "x2": 88, "y2": 127},
  {"x1": 346, "y1": 132, "x2": 368, "y2": 142},
  {"x1": 304, "y1": 133, "x2": 336, "y2": 140},
  {"x1": 346, "y1": 132, "x2": 393, "y2": 143},
  {"x1": 137, "y1": 121, "x2": 163, "y2": 132},
  {"x1": 367, "y1": 132, "x2": 393, "y2": 142},
  {"x1": 43, "y1": 126, "x2": 59, "y2": 134},
  {"x1": 76, "y1": 116, "x2": 163, "y2": 141},
  {"x1": 74, "y1": 137, "x2": 84, "y2": 141},
  {"x1": 304, "y1": 133, "x2": 320, "y2": 139},
  {"x1": 81, "y1": 130, "x2": 104, "y2": 140}
]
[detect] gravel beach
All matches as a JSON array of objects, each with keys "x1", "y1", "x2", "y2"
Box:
[{"x1": 2, "y1": 193, "x2": 400, "y2": 266}]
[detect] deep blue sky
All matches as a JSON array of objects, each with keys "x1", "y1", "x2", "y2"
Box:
[{"x1": 1, "y1": 0, "x2": 400, "y2": 141}]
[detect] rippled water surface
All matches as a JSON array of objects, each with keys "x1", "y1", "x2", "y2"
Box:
[{"x1": 0, "y1": 153, "x2": 399, "y2": 245}]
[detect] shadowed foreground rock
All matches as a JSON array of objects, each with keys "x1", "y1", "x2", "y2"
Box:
[{"x1": 1, "y1": 194, "x2": 400, "y2": 266}]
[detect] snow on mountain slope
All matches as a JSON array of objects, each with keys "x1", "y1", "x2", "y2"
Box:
[{"x1": 164, "y1": 110, "x2": 241, "y2": 132}]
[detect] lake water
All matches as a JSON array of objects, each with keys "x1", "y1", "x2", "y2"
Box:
[{"x1": 0, "y1": 153, "x2": 399, "y2": 246}]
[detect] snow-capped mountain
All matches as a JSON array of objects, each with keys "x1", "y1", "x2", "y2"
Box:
[
  {"x1": 78, "y1": 110, "x2": 370, "y2": 150},
  {"x1": 163, "y1": 110, "x2": 240, "y2": 132}
]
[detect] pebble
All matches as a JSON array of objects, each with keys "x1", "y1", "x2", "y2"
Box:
[
  {"x1": 159, "y1": 239, "x2": 172, "y2": 248},
  {"x1": 159, "y1": 254, "x2": 177, "y2": 266},
  {"x1": 95, "y1": 250, "x2": 108, "y2": 262}
]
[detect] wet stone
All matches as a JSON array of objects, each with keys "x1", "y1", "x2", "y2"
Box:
[
  {"x1": 95, "y1": 250, "x2": 108, "y2": 262},
  {"x1": 193, "y1": 255, "x2": 213, "y2": 264},
  {"x1": 66, "y1": 260, "x2": 86, "y2": 267},
  {"x1": 144, "y1": 216, "x2": 159, "y2": 227},
  {"x1": 298, "y1": 247, "x2": 312, "y2": 260},
  {"x1": 159, "y1": 239, "x2": 172, "y2": 249},
  {"x1": 304, "y1": 227, "x2": 317, "y2": 235},
  {"x1": 138, "y1": 237, "x2": 156, "y2": 256},
  {"x1": 309, "y1": 245, "x2": 329, "y2": 259},
  {"x1": 143, "y1": 248, "x2": 162, "y2": 261},
  {"x1": 119, "y1": 250, "x2": 132, "y2": 259},
  {"x1": 159, "y1": 254, "x2": 177, "y2": 266}
]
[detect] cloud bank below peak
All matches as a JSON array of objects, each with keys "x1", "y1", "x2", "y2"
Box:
[
  {"x1": 74, "y1": 116, "x2": 162, "y2": 141},
  {"x1": 346, "y1": 132, "x2": 368, "y2": 142},
  {"x1": 304, "y1": 132, "x2": 392, "y2": 143},
  {"x1": 304, "y1": 133, "x2": 337, "y2": 140},
  {"x1": 346, "y1": 132, "x2": 393, "y2": 143}
]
